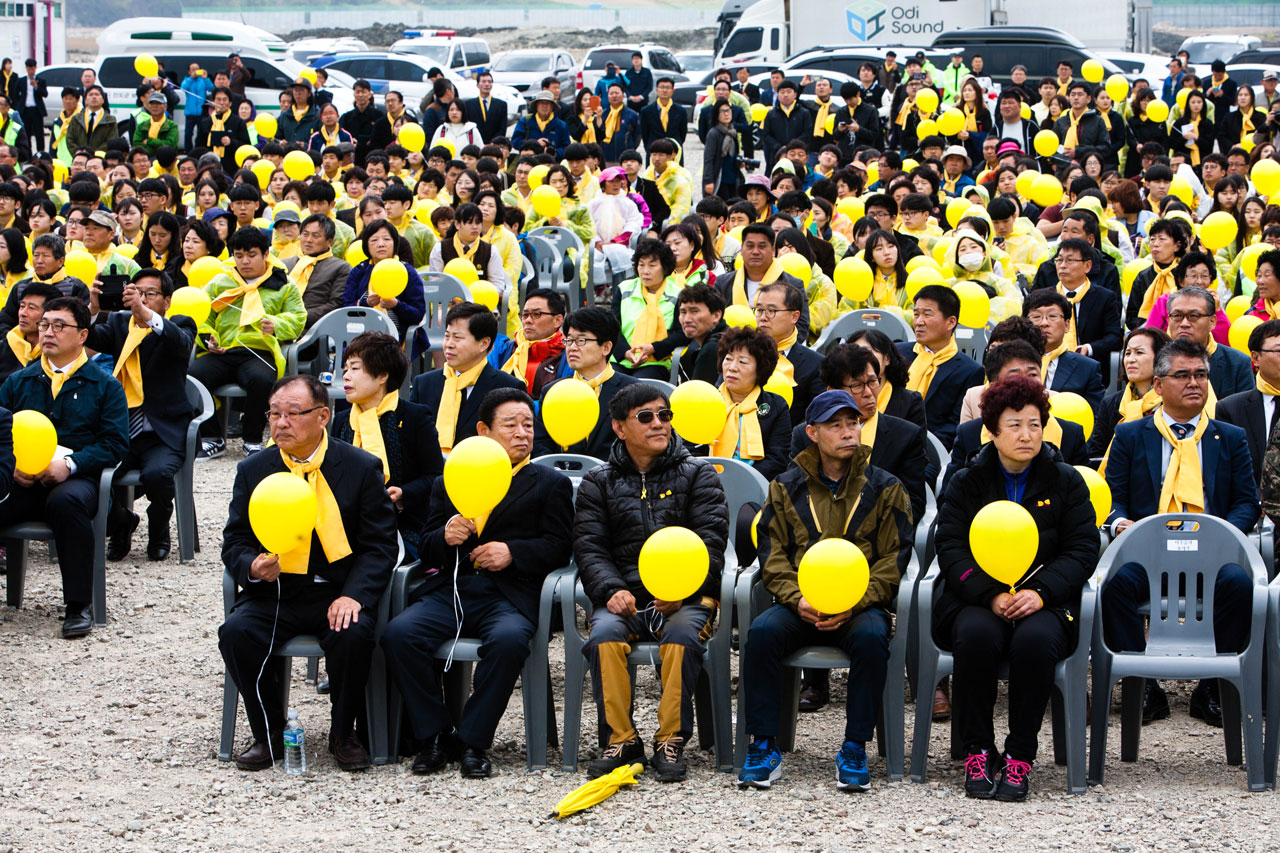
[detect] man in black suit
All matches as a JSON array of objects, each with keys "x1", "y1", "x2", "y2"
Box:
[
  {"x1": 640, "y1": 77, "x2": 689, "y2": 162},
  {"x1": 219, "y1": 374, "x2": 399, "y2": 772},
  {"x1": 410, "y1": 302, "x2": 523, "y2": 453},
  {"x1": 1029, "y1": 212, "x2": 1121, "y2": 296},
  {"x1": 897, "y1": 284, "x2": 985, "y2": 451},
  {"x1": 1024, "y1": 290, "x2": 1106, "y2": 411},
  {"x1": 732, "y1": 66, "x2": 760, "y2": 104},
  {"x1": 1050, "y1": 237, "x2": 1123, "y2": 382},
  {"x1": 87, "y1": 268, "x2": 196, "y2": 562},
  {"x1": 197, "y1": 86, "x2": 249, "y2": 176},
  {"x1": 534, "y1": 307, "x2": 635, "y2": 460},
  {"x1": 465, "y1": 71, "x2": 509, "y2": 144},
  {"x1": 13, "y1": 59, "x2": 46, "y2": 154},
  {"x1": 761, "y1": 81, "x2": 815, "y2": 167},
  {"x1": 623, "y1": 284, "x2": 727, "y2": 385},
  {"x1": 1216, "y1": 318, "x2": 1280, "y2": 486},
  {"x1": 755, "y1": 282, "x2": 824, "y2": 428},
  {"x1": 383, "y1": 387, "x2": 573, "y2": 777}
]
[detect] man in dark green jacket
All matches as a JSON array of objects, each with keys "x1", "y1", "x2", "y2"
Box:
[
  {"x1": 131, "y1": 91, "x2": 180, "y2": 154},
  {"x1": 0, "y1": 296, "x2": 129, "y2": 638}
]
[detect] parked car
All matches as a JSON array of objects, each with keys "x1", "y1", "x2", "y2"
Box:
[
  {"x1": 35, "y1": 64, "x2": 84, "y2": 130},
  {"x1": 1100, "y1": 52, "x2": 1171, "y2": 87},
  {"x1": 673, "y1": 65, "x2": 772, "y2": 121},
  {"x1": 286, "y1": 37, "x2": 368, "y2": 65},
  {"x1": 389, "y1": 32, "x2": 494, "y2": 79},
  {"x1": 490, "y1": 49, "x2": 577, "y2": 106},
  {"x1": 1180, "y1": 35, "x2": 1261, "y2": 67},
  {"x1": 580, "y1": 43, "x2": 688, "y2": 94},
  {"x1": 675, "y1": 50, "x2": 715, "y2": 75},
  {"x1": 311, "y1": 52, "x2": 523, "y2": 120},
  {"x1": 1226, "y1": 63, "x2": 1280, "y2": 99}
]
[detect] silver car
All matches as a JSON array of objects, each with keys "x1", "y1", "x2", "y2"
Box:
[{"x1": 490, "y1": 49, "x2": 577, "y2": 106}]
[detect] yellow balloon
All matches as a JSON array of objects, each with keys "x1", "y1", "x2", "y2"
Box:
[
  {"x1": 1049, "y1": 391, "x2": 1095, "y2": 440},
  {"x1": 905, "y1": 254, "x2": 940, "y2": 274},
  {"x1": 750, "y1": 508, "x2": 763, "y2": 549},
  {"x1": 187, "y1": 257, "x2": 222, "y2": 292},
  {"x1": 905, "y1": 266, "x2": 943, "y2": 299},
  {"x1": 798, "y1": 538, "x2": 869, "y2": 615},
  {"x1": 945, "y1": 197, "x2": 971, "y2": 229},
  {"x1": 248, "y1": 472, "x2": 318, "y2": 558},
  {"x1": 1225, "y1": 294, "x2": 1252, "y2": 323},
  {"x1": 13, "y1": 410, "x2": 56, "y2": 476},
  {"x1": 669, "y1": 379, "x2": 728, "y2": 444},
  {"x1": 1251, "y1": 158, "x2": 1280, "y2": 197},
  {"x1": 443, "y1": 436, "x2": 513, "y2": 518},
  {"x1": 469, "y1": 279, "x2": 499, "y2": 311},
  {"x1": 1199, "y1": 210, "x2": 1239, "y2": 252},
  {"x1": 442, "y1": 257, "x2": 479, "y2": 285},
  {"x1": 936, "y1": 108, "x2": 965, "y2": 136},
  {"x1": 969, "y1": 500, "x2": 1038, "y2": 588},
  {"x1": 638, "y1": 526, "x2": 709, "y2": 602},
  {"x1": 168, "y1": 286, "x2": 212, "y2": 326},
  {"x1": 1146, "y1": 99, "x2": 1169, "y2": 123},
  {"x1": 953, "y1": 280, "x2": 990, "y2": 328},
  {"x1": 282, "y1": 149, "x2": 314, "y2": 181},
  {"x1": 1240, "y1": 242, "x2": 1268, "y2": 280},
  {"x1": 915, "y1": 119, "x2": 938, "y2": 140},
  {"x1": 1081, "y1": 59, "x2": 1105, "y2": 84},
  {"x1": 134, "y1": 54, "x2": 159, "y2": 78},
  {"x1": 432, "y1": 137, "x2": 457, "y2": 159},
  {"x1": 727, "y1": 225, "x2": 745, "y2": 244},
  {"x1": 1029, "y1": 174, "x2": 1064, "y2": 207},
  {"x1": 1033, "y1": 129, "x2": 1059, "y2": 158},
  {"x1": 915, "y1": 87, "x2": 939, "y2": 114},
  {"x1": 1122, "y1": 257, "x2": 1151, "y2": 295},
  {"x1": 931, "y1": 237, "x2": 954, "y2": 265},
  {"x1": 528, "y1": 164, "x2": 550, "y2": 189},
  {"x1": 254, "y1": 113, "x2": 278, "y2": 140},
  {"x1": 399, "y1": 122, "x2": 427, "y2": 153},
  {"x1": 866, "y1": 163, "x2": 879, "y2": 186},
  {"x1": 723, "y1": 303, "x2": 756, "y2": 328},
  {"x1": 346, "y1": 242, "x2": 367, "y2": 266},
  {"x1": 370, "y1": 258, "x2": 408, "y2": 299},
  {"x1": 778, "y1": 251, "x2": 810, "y2": 283},
  {"x1": 541, "y1": 378, "x2": 598, "y2": 447},
  {"x1": 531, "y1": 185, "x2": 562, "y2": 218},
  {"x1": 836, "y1": 196, "x2": 864, "y2": 222},
  {"x1": 763, "y1": 372, "x2": 793, "y2": 407},
  {"x1": 298, "y1": 68, "x2": 318, "y2": 85},
  {"x1": 1230, "y1": 314, "x2": 1263, "y2": 354},
  {"x1": 1242, "y1": 136, "x2": 1258, "y2": 154},
  {"x1": 825, "y1": 114, "x2": 836, "y2": 134},
  {"x1": 64, "y1": 249, "x2": 96, "y2": 285},
  {"x1": 751, "y1": 103, "x2": 768, "y2": 123},
  {"x1": 1176, "y1": 87, "x2": 1191, "y2": 113},
  {"x1": 235, "y1": 145, "x2": 260, "y2": 167},
  {"x1": 1168, "y1": 175, "x2": 1193, "y2": 206},
  {"x1": 1105, "y1": 74, "x2": 1130, "y2": 103},
  {"x1": 115, "y1": 244, "x2": 138, "y2": 259},
  {"x1": 1073, "y1": 465, "x2": 1112, "y2": 527},
  {"x1": 1015, "y1": 169, "x2": 1037, "y2": 200},
  {"x1": 902, "y1": 158, "x2": 919, "y2": 172},
  {"x1": 250, "y1": 158, "x2": 276, "y2": 189},
  {"x1": 834, "y1": 256, "x2": 873, "y2": 302}
]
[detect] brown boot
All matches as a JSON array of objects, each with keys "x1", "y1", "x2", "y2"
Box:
[{"x1": 932, "y1": 678, "x2": 952, "y2": 722}]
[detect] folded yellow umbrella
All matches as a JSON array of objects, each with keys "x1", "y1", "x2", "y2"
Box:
[{"x1": 550, "y1": 762, "x2": 644, "y2": 819}]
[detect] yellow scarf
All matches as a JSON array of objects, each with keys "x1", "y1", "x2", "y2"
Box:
[
  {"x1": 474, "y1": 456, "x2": 531, "y2": 535},
  {"x1": 980, "y1": 414, "x2": 1064, "y2": 447},
  {"x1": 773, "y1": 328, "x2": 797, "y2": 387},
  {"x1": 211, "y1": 268, "x2": 270, "y2": 327},
  {"x1": 631, "y1": 283, "x2": 667, "y2": 347},
  {"x1": 577, "y1": 363, "x2": 615, "y2": 396},
  {"x1": 210, "y1": 110, "x2": 228, "y2": 158},
  {"x1": 578, "y1": 113, "x2": 596, "y2": 144},
  {"x1": 320, "y1": 124, "x2": 340, "y2": 146},
  {"x1": 291, "y1": 103, "x2": 309, "y2": 124},
  {"x1": 1041, "y1": 338, "x2": 1069, "y2": 377},
  {"x1": 1138, "y1": 261, "x2": 1177, "y2": 320},
  {"x1": 731, "y1": 259, "x2": 784, "y2": 307},
  {"x1": 289, "y1": 251, "x2": 332, "y2": 296},
  {"x1": 812, "y1": 99, "x2": 832, "y2": 139},
  {"x1": 1064, "y1": 110, "x2": 1084, "y2": 149},
  {"x1": 1097, "y1": 106, "x2": 1113, "y2": 132},
  {"x1": 604, "y1": 105, "x2": 624, "y2": 143},
  {"x1": 894, "y1": 98, "x2": 918, "y2": 128},
  {"x1": 1243, "y1": 109, "x2": 1256, "y2": 141},
  {"x1": 1057, "y1": 77, "x2": 1072, "y2": 96},
  {"x1": 861, "y1": 410, "x2": 878, "y2": 448},
  {"x1": 276, "y1": 433, "x2": 353, "y2": 574},
  {"x1": 348, "y1": 390, "x2": 398, "y2": 482},
  {"x1": 713, "y1": 384, "x2": 763, "y2": 461},
  {"x1": 876, "y1": 380, "x2": 893, "y2": 414},
  {"x1": 452, "y1": 234, "x2": 479, "y2": 263},
  {"x1": 906, "y1": 337, "x2": 958, "y2": 399},
  {"x1": 1260, "y1": 299, "x2": 1280, "y2": 320},
  {"x1": 1057, "y1": 280, "x2": 1091, "y2": 351},
  {"x1": 1118, "y1": 383, "x2": 1161, "y2": 423},
  {"x1": 55, "y1": 107, "x2": 79, "y2": 148},
  {"x1": 1259, "y1": 373, "x2": 1280, "y2": 399},
  {"x1": 1186, "y1": 116, "x2": 1201, "y2": 166},
  {"x1": 437, "y1": 360, "x2": 486, "y2": 452},
  {"x1": 273, "y1": 237, "x2": 301, "y2": 260},
  {"x1": 41, "y1": 349, "x2": 88, "y2": 398},
  {"x1": 146, "y1": 116, "x2": 166, "y2": 140},
  {"x1": 5, "y1": 326, "x2": 38, "y2": 365},
  {"x1": 657, "y1": 98, "x2": 672, "y2": 132},
  {"x1": 500, "y1": 331, "x2": 533, "y2": 385},
  {"x1": 35, "y1": 267, "x2": 67, "y2": 285},
  {"x1": 963, "y1": 103, "x2": 978, "y2": 132},
  {"x1": 112, "y1": 317, "x2": 153, "y2": 407},
  {"x1": 872, "y1": 269, "x2": 900, "y2": 306},
  {"x1": 1153, "y1": 409, "x2": 1207, "y2": 514}
]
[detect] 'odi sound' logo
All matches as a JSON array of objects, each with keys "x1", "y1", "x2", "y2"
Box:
[{"x1": 846, "y1": 0, "x2": 887, "y2": 41}]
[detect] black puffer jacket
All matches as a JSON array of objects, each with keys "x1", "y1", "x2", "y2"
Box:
[{"x1": 574, "y1": 435, "x2": 730, "y2": 608}]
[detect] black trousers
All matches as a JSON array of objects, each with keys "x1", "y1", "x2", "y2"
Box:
[
  {"x1": 382, "y1": 572, "x2": 535, "y2": 749},
  {"x1": 112, "y1": 431, "x2": 182, "y2": 520},
  {"x1": 19, "y1": 108, "x2": 42, "y2": 151},
  {"x1": 949, "y1": 605, "x2": 1072, "y2": 761},
  {"x1": 0, "y1": 476, "x2": 98, "y2": 605},
  {"x1": 189, "y1": 349, "x2": 277, "y2": 443},
  {"x1": 218, "y1": 582, "x2": 376, "y2": 744}
]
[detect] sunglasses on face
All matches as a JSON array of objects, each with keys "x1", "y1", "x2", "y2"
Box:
[{"x1": 630, "y1": 408, "x2": 674, "y2": 424}]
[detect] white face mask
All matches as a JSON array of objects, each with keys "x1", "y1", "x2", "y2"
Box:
[{"x1": 958, "y1": 252, "x2": 984, "y2": 271}]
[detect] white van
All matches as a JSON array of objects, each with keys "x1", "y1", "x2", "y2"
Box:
[{"x1": 389, "y1": 31, "x2": 492, "y2": 79}]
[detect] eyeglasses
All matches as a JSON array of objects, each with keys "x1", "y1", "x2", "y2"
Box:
[
  {"x1": 753, "y1": 306, "x2": 785, "y2": 319},
  {"x1": 1026, "y1": 313, "x2": 1064, "y2": 324},
  {"x1": 1054, "y1": 255, "x2": 1085, "y2": 265},
  {"x1": 36, "y1": 320, "x2": 81, "y2": 333},
  {"x1": 845, "y1": 376, "x2": 882, "y2": 394},
  {"x1": 630, "y1": 408, "x2": 674, "y2": 424},
  {"x1": 520, "y1": 309, "x2": 553, "y2": 320},
  {"x1": 137, "y1": 290, "x2": 163, "y2": 300},
  {"x1": 1159, "y1": 369, "x2": 1210, "y2": 383},
  {"x1": 1167, "y1": 311, "x2": 1210, "y2": 324},
  {"x1": 265, "y1": 405, "x2": 325, "y2": 423},
  {"x1": 564, "y1": 336, "x2": 599, "y2": 348}
]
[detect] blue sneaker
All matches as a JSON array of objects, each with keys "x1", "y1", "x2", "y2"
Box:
[
  {"x1": 737, "y1": 737, "x2": 782, "y2": 789},
  {"x1": 835, "y1": 740, "x2": 870, "y2": 791}
]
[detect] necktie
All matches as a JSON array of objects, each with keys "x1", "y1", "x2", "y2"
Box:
[
  {"x1": 1172, "y1": 422, "x2": 1192, "y2": 440},
  {"x1": 129, "y1": 408, "x2": 146, "y2": 438},
  {"x1": 88, "y1": 112, "x2": 96, "y2": 135}
]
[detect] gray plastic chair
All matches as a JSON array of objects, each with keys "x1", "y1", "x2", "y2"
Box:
[
  {"x1": 954, "y1": 324, "x2": 987, "y2": 362},
  {"x1": 1089, "y1": 513, "x2": 1268, "y2": 791},
  {"x1": 910, "y1": 554, "x2": 1096, "y2": 793},
  {"x1": 211, "y1": 383, "x2": 248, "y2": 441},
  {"x1": 216, "y1": 568, "x2": 393, "y2": 765},
  {"x1": 114, "y1": 377, "x2": 215, "y2": 563},
  {"x1": 383, "y1": 561, "x2": 573, "y2": 770},
  {"x1": 702, "y1": 456, "x2": 770, "y2": 569},
  {"x1": 731, "y1": 552, "x2": 916, "y2": 781},
  {"x1": 408, "y1": 272, "x2": 473, "y2": 368},
  {"x1": 1265, "y1": 574, "x2": 1280, "y2": 787},
  {"x1": 638, "y1": 377, "x2": 676, "y2": 395},
  {"x1": 526, "y1": 225, "x2": 588, "y2": 308},
  {"x1": 532, "y1": 453, "x2": 604, "y2": 500},
  {"x1": 813, "y1": 308, "x2": 913, "y2": 354},
  {"x1": 284, "y1": 307, "x2": 399, "y2": 401},
  {"x1": 923, "y1": 430, "x2": 948, "y2": 496},
  {"x1": 2, "y1": 465, "x2": 117, "y2": 627},
  {"x1": 668, "y1": 346, "x2": 687, "y2": 384}
]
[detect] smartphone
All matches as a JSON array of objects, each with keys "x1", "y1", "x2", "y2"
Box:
[
  {"x1": 589, "y1": 95, "x2": 601, "y2": 112},
  {"x1": 98, "y1": 274, "x2": 129, "y2": 312}
]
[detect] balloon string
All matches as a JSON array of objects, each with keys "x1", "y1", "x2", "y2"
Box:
[{"x1": 205, "y1": 300, "x2": 289, "y2": 376}]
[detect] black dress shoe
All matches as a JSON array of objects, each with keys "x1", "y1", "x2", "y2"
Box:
[
  {"x1": 235, "y1": 740, "x2": 281, "y2": 771},
  {"x1": 798, "y1": 674, "x2": 829, "y2": 712},
  {"x1": 1190, "y1": 679, "x2": 1224, "y2": 727},
  {"x1": 107, "y1": 511, "x2": 139, "y2": 562},
  {"x1": 61, "y1": 603, "x2": 92, "y2": 639},
  {"x1": 146, "y1": 514, "x2": 171, "y2": 561},
  {"x1": 412, "y1": 731, "x2": 459, "y2": 774},
  {"x1": 460, "y1": 746, "x2": 492, "y2": 778},
  {"x1": 1142, "y1": 679, "x2": 1171, "y2": 725},
  {"x1": 329, "y1": 732, "x2": 371, "y2": 771}
]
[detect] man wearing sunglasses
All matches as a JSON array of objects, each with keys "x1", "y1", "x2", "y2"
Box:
[{"x1": 574, "y1": 382, "x2": 729, "y2": 783}]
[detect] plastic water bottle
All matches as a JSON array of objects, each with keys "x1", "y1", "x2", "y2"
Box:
[{"x1": 283, "y1": 709, "x2": 306, "y2": 775}]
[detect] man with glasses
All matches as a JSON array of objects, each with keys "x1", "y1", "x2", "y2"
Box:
[
  {"x1": 0, "y1": 296, "x2": 128, "y2": 637},
  {"x1": 1050, "y1": 236, "x2": 1122, "y2": 378},
  {"x1": 1166, "y1": 286, "x2": 1253, "y2": 399},
  {"x1": 574, "y1": 382, "x2": 729, "y2": 782},
  {"x1": 491, "y1": 288, "x2": 566, "y2": 397},
  {"x1": 1102, "y1": 337, "x2": 1259, "y2": 728},
  {"x1": 283, "y1": 214, "x2": 350, "y2": 330},
  {"x1": 136, "y1": 178, "x2": 171, "y2": 221},
  {"x1": 533, "y1": 307, "x2": 636, "y2": 459},
  {"x1": 754, "y1": 282, "x2": 825, "y2": 428},
  {"x1": 716, "y1": 224, "x2": 812, "y2": 342},
  {"x1": 1023, "y1": 290, "x2": 1105, "y2": 411},
  {"x1": 411, "y1": 302, "x2": 523, "y2": 453},
  {"x1": 87, "y1": 268, "x2": 196, "y2": 562},
  {"x1": 219, "y1": 373, "x2": 399, "y2": 772},
  {"x1": 0, "y1": 234, "x2": 91, "y2": 334}
]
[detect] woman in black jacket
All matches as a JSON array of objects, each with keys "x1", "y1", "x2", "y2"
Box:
[
  {"x1": 934, "y1": 376, "x2": 1097, "y2": 802},
  {"x1": 702, "y1": 99, "x2": 743, "y2": 200},
  {"x1": 1167, "y1": 90, "x2": 1215, "y2": 174},
  {"x1": 708, "y1": 326, "x2": 791, "y2": 482},
  {"x1": 1124, "y1": 88, "x2": 1168, "y2": 178},
  {"x1": 1221, "y1": 84, "x2": 1269, "y2": 152}
]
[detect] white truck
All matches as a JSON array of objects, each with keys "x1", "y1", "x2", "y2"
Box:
[{"x1": 715, "y1": 0, "x2": 1135, "y2": 67}]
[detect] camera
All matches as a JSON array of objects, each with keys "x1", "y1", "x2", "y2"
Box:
[{"x1": 737, "y1": 157, "x2": 761, "y2": 170}]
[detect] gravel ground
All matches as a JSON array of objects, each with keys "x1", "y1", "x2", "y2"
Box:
[{"x1": 0, "y1": 438, "x2": 1274, "y2": 853}]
